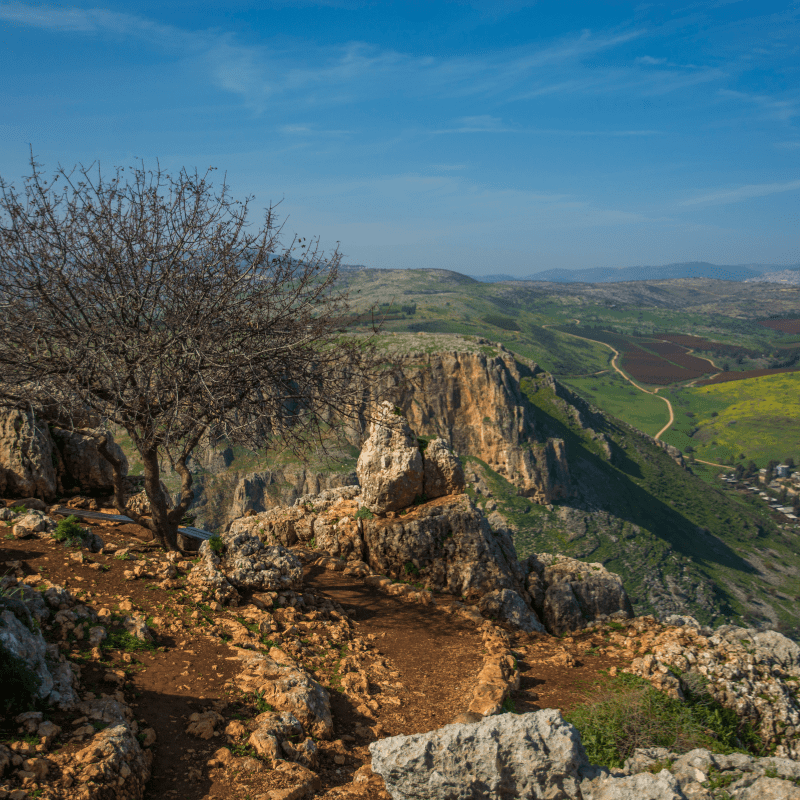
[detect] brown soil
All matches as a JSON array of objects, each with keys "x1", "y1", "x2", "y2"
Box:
[
  {"x1": 303, "y1": 563, "x2": 484, "y2": 737},
  {"x1": 757, "y1": 318, "x2": 800, "y2": 334},
  {"x1": 1, "y1": 507, "x2": 635, "y2": 800}
]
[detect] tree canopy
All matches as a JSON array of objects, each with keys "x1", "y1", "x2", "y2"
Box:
[{"x1": 0, "y1": 156, "x2": 381, "y2": 550}]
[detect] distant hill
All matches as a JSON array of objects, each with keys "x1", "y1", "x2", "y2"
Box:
[
  {"x1": 471, "y1": 273, "x2": 518, "y2": 283},
  {"x1": 519, "y1": 262, "x2": 771, "y2": 283},
  {"x1": 746, "y1": 268, "x2": 800, "y2": 286}
]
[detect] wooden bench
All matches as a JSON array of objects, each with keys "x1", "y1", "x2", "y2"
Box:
[{"x1": 53, "y1": 507, "x2": 215, "y2": 548}]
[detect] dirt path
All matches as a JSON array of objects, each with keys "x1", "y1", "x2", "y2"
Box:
[
  {"x1": 303, "y1": 564, "x2": 484, "y2": 736},
  {"x1": 695, "y1": 458, "x2": 729, "y2": 469},
  {"x1": 2, "y1": 505, "x2": 641, "y2": 800},
  {"x1": 303, "y1": 566, "x2": 632, "y2": 724},
  {"x1": 546, "y1": 325, "x2": 676, "y2": 440}
]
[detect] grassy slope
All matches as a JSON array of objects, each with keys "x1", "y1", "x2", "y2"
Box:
[
  {"x1": 661, "y1": 373, "x2": 800, "y2": 467},
  {"x1": 463, "y1": 368, "x2": 800, "y2": 636},
  {"x1": 343, "y1": 268, "x2": 800, "y2": 474},
  {"x1": 561, "y1": 372, "x2": 670, "y2": 438}
]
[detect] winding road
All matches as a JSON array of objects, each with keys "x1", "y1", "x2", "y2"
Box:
[{"x1": 547, "y1": 323, "x2": 675, "y2": 440}]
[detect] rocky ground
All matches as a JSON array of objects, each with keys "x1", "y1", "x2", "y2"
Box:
[
  {"x1": 3, "y1": 400, "x2": 800, "y2": 799},
  {"x1": 1, "y1": 505, "x2": 643, "y2": 800}
]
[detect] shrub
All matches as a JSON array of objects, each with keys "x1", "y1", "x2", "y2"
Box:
[
  {"x1": 354, "y1": 506, "x2": 374, "y2": 520},
  {"x1": 0, "y1": 640, "x2": 42, "y2": 714},
  {"x1": 253, "y1": 690, "x2": 275, "y2": 714},
  {"x1": 208, "y1": 535, "x2": 224, "y2": 556},
  {"x1": 52, "y1": 515, "x2": 87, "y2": 546},
  {"x1": 565, "y1": 673, "x2": 762, "y2": 769}
]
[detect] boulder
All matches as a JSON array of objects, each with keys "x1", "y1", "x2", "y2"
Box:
[
  {"x1": 248, "y1": 712, "x2": 304, "y2": 763},
  {"x1": 235, "y1": 652, "x2": 333, "y2": 739},
  {"x1": 580, "y1": 770, "x2": 684, "y2": 800},
  {"x1": 360, "y1": 494, "x2": 530, "y2": 608},
  {"x1": 0, "y1": 409, "x2": 58, "y2": 500},
  {"x1": 357, "y1": 401, "x2": 423, "y2": 514},
  {"x1": 51, "y1": 427, "x2": 128, "y2": 491},
  {"x1": 478, "y1": 588, "x2": 545, "y2": 634},
  {"x1": 422, "y1": 437, "x2": 465, "y2": 499},
  {"x1": 0, "y1": 609, "x2": 78, "y2": 708},
  {"x1": 527, "y1": 554, "x2": 634, "y2": 635},
  {"x1": 71, "y1": 718, "x2": 152, "y2": 798},
  {"x1": 370, "y1": 708, "x2": 588, "y2": 800},
  {"x1": 189, "y1": 532, "x2": 303, "y2": 606}
]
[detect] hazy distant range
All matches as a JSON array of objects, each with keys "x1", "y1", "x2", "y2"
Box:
[{"x1": 466, "y1": 262, "x2": 800, "y2": 284}]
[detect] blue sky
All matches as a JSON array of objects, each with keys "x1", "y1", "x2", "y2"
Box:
[{"x1": 1, "y1": 1, "x2": 798, "y2": 275}]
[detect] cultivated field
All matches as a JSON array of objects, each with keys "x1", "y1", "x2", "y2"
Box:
[
  {"x1": 758, "y1": 318, "x2": 800, "y2": 334},
  {"x1": 661, "y1": 372, "x2": 800, "y2": 467},
  {"x1": 697, "y1": 367, "x2": 800, "y2": 386}
]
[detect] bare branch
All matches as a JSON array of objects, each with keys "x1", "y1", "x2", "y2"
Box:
[{"x1": 0, "y1": 155, "x2": 385, "y2": 552}]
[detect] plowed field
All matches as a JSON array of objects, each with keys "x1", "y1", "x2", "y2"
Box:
[{"x1": 757, "y1": 318, "x2": 800, "y2": 334}]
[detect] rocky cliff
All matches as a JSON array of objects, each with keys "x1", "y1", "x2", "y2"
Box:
[
  {"x1": 0, "y1": 410, "x2": 128, "y2": 500},
  {"x1": 378, "y1": 347, "x2": 572, "y2": 504}
]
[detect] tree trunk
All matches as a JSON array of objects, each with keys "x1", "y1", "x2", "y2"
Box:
[{"x1": 141, "y1": 449, "x2": 179, "y2": 551}]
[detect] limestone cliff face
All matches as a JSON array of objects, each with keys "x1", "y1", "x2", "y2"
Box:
[
  {"x1": 377, "y1": 349, "x2": 571, "y2": 504},
  {"x1": 226, "y1": 466, "x2": 359, "y2": 524}
]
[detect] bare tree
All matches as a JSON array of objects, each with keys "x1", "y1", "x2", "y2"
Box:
[{"x1": 0, "y1": 155, "x2": 381, "y2": 551}]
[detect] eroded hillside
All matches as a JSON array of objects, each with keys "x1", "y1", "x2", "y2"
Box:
[{"x1": 114, "y1": 333, "x2": 800, "y2": 635}]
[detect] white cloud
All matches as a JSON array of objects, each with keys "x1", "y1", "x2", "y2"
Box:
[
  {"x1": 636, "y1": 55, "x2": 666, "y2": 65},
  {"x1": 719, "y1": 89, "x2": 798, "y2": 121},
  {"x1": 0, "y1": 2, "x2": 185, "y2": 43},
  {"x1": 681, "y1": 179, "x2": 800, "y2": 207}
]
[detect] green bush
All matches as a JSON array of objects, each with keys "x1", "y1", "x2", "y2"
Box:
[
  {"x1": 52, "y1": 515, "x2": 87, "y2": 546},
  {"x1": 0, "y1": 640, "x2": 42, "y2": 714},
  {"x1": 208, "y1": 535, "x2": 224, "y2": 556},
  {"x1": 565, "y1": 673, "x2": 762, "y2": 769},
  {"x1": 103, "y1": 629, "x2": 157, "y2": 653},
  {"x1": 354, "y1": 506, "x2": 374, "y2": 520}
]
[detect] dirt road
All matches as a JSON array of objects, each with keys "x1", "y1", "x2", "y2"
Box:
[{"x1": 546, "y1": 325, "x2": 676, "y2": 440}]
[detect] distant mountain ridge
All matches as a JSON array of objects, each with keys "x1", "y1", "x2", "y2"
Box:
[{"x1": 471, "y1": 262, "x2": 796, "y2": 284}]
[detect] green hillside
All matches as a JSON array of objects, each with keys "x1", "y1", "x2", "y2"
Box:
[
  {"x1": 661, "y1": 373, "x2": 800, "y2": 467},
  {"x1": 462, "y1": 368, "x2": 800, "y2": 637}
]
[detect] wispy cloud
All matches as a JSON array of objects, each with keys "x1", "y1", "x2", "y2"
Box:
[
  {"x1": 719, "y1": 89, "x2": 799, "y2": 121},
  {"x1": 0, "y1": 2, "x2": 186, "y2": 43},
  {"x1": 681, "y1": 179, "x2": 800, "y2": 207},
  {"x1": 775, "y1": 141, "x2": 800, "y2": 150},
  {"x1": 431, "y1": 119, "x2": 660, "y2": 136}
]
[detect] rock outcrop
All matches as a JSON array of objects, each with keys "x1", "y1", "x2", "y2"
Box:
[
  {"x1": 235, "y1": 651, "x2": 333, "y2": 740},
  {"x1": 230, "y1": 409, "x2": 633, "y2": 635},
  {"x1": 0, "y1": 410, "x2": 128, "y2": 500},
  {"x1": 357, "y1": 402, "x2": 424, "y2": 513},
  {"x1": 51, "y1": 427, "x2": 128, "y2": 492},
  {"x1": 0, "y1": 409, "x2": 58, "y2": 500},
  {"x1": 378, "y1": 350, "x2": 572, "y2": 504},
  {"x1": 188, "y1": 529, "x2": 303, "y2": 606},
  {"x1": 0, "y1": 608, "x2": 79, "y2": 708},
  {"x1": 370, "y1": 709, "x2": 589, "y2": 800},
  {"x1": 527, "y1": 554, "x2": 635, "y2": 636},
  {"x1": 372, "y1": 709, "x2": 800, "y2": 800},
  {"x1": 622, "y1": 615, "x2": 800, "y2": 760}
]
